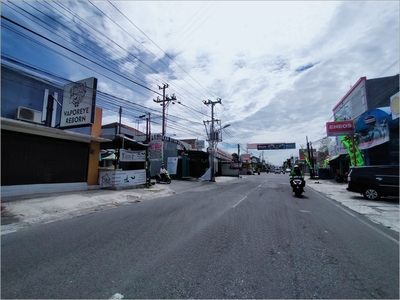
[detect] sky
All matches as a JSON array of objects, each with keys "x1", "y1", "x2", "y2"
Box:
[{"x1": 1, "y1": 1, "x2": 399, "y2": 166}]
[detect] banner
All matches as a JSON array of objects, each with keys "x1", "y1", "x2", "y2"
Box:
[
  {"x1": 119, "y1": 149, "x2": 146, "y2": 162},
  {"x1": 167, "y1": 157, "x2": 179, "y2": 175},
  {"x1": 99, "y1": 170, "x2": 146, "y2": 188},
  {"x1": 149, "y1": 142, "x2": 163, "y2": 161},
  {"x1": 255, "y1": 143, "x2": 296, "y2": 150},
  {"x1": 357, "y1": 122, "x2": 390, "y2": 150},
  {"x1": 300, "y1": 148, "x2": 312, "y2": 169}
]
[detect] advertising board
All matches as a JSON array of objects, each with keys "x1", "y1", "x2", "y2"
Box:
[
  {"x1": 99, "y1": 170, "x2": 146, "y2": 188},
  {"x1": 326, "y1": 120, "x2": 354, "y2": 136},
  {"x1": 60, "y1": 77, "x2": 97, "y2": 128}
]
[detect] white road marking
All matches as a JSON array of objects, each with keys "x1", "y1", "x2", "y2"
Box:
[
  {"x1": 233, "y1": 196, "x2": 247, "y2": 208},
  {"x1": 232, "y1": 180, "x2": 267, "y2": 208},
  {"x1": 110, "y1": 293, "x2": 124, "y2": 299}
]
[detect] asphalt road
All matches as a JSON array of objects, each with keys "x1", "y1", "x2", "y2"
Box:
[{"x1": 1, "y1": 174, "x2": 399, "y2": 299}]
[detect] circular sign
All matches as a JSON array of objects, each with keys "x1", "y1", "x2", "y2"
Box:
[{"x1": 390, "y1": 95, "x2": 399, "y2": 115}]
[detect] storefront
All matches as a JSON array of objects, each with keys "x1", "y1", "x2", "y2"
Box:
[{"x1": 1, "y1": 118, "x2": 109, "y2": 197}]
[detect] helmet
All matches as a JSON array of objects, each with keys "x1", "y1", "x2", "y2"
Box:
[{"x1": 294, "y1": 165, "x2": 299, "y2": 169}]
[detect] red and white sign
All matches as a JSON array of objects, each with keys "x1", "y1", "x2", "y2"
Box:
[{"x1": 326, "y1": 121, "x2": 354, "y2": 136}]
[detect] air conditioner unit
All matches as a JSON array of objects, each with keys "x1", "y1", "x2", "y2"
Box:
[{"x1": 15, "y1": 106, "x2": 42, "y2": 123}]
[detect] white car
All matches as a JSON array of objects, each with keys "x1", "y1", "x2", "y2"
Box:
[
  {"x1": 286, "y1": 168, "x2": 291, "y2": 173},
  {"x1": 274, "y1": 168, "x2": 281, "y2": 174}
]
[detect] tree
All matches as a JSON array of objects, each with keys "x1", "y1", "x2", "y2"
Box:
[
  {"x1": 231, "y1": 153, "x2": 239, "y2": 162},
  {"x1": 317, "y1": 137, "x2": 332, "y2": 167}
]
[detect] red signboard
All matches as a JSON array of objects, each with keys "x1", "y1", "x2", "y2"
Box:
[{"x1": 326, "y1": 121, "x2": 354, "y2": 136}]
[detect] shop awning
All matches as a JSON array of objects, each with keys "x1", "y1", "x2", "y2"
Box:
[
  {"x1": 328, "y1": 155, "x2": 341, "y2": 162},
  {"x1": 101, "y1": 153, "x2": 116, "y2": 160},
  {"x1": 1, "y1": 117, "x2": 111, "y2": 143},
  {"x1": 329, "y1": 154, "x2": 348, "y2": 162}
]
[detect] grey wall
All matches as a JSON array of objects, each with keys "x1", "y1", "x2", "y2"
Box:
[
  {"x1": 366, "y1": 74, "x2": 399, "y2": 109},
  {"x1": 1, "y1": 65, "x2": 93, "y2": 135},
  {"x1": 1, "y1": 65, "x2": 64, "y2": 122}
]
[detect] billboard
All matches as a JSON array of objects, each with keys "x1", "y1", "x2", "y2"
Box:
[
  {"x1": 255, "y1": 143, "x2": 296, "y2": 150},
  {"x1": 60, "y1": 77, "x2": 97, "y2": 128},
  {"x1": 326, "y1": 120, "x2": 354, "y2": 136}
]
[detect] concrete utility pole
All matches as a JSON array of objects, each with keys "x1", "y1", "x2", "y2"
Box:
[
  {"x1": 203, "y1": 98, "x2": 222, "y2": 182},
  {"x1": 139, "y1": 113, "x2": 151, "y2": 187},
  {"x1": 153, "y1": 84, "x2": 177, "y2": 136}
]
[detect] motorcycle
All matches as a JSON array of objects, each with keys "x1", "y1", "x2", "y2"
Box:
[
  {"x1": 291, "y1": 175, "x2": 305, "y2": 196},
  {"x1": 156, "y1": 171, "x2": 171, "y2": 184}
]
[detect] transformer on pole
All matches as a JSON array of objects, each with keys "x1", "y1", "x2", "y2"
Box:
[{"x1": 203, "y1": 98, "x2": 222, "y2": 182}]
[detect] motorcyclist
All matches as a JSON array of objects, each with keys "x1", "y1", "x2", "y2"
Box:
[
  {"x1": 160, "y1": 164, "x2": 167, "y2": 180},
  {"x1": 290, "y1": 165, "x2": 305, "y2": 188}
]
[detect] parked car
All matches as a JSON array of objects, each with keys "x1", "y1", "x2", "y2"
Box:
[
  {"x1": 285, "y1": 168, "x2": 291, "y2": 173},
  {"x1": 347, "y1": 165, "x2": 399, "y2": 200}
]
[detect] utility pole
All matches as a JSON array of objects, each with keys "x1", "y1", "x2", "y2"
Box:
[
  {"x1": 310, "y1": 141, "x2": 315, "y2": 179},
  {"x1": 118, "y1": 106, "x2": 122, "y2": 135},
  {"x1": 139, "y1": 113, "x2": 151, "y2": 187},
  {"x1": 153, "y1": 83, "x2": 177, "y2": 136},
  {"x1": 203, "y1": 98, "x2": 222, "y2": 182},
  {"x1": 306, "y1": 136, "x2": 314, "y2": 179}
]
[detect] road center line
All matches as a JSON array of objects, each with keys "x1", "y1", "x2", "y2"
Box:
[
  {"x1": 233, "y1": 196, "x2": 247, "y2": 208},
  {"x1": 110, "y1": 293, "x2": 124, "y2": 299},
  {"x1": 232, "y1": 181, "x2": 266, "y2": 208}
]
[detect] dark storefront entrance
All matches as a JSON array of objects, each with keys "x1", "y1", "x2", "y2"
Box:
[{"x1": 1, "y1": 130, "x2": 89, "y2": 185}]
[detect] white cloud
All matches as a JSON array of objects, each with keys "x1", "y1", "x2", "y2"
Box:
[{"x1": 2, "y1": 0, "x2": 398, "y2": 166}]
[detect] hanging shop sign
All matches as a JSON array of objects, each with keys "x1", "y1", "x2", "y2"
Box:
[
  {"x1": 119, "y1": 149, "x2": 146, "y2": 162},
  {"x1": 326, "y1": 120, "x2": 354, "y2": 136},
  {"x1": 60, "y1": 77, "x2": 97, "y2": 128}
]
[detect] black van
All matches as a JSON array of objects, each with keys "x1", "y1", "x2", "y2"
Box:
[{"x1": 347, "y1": 165, "x2": 399, "y2": 200}]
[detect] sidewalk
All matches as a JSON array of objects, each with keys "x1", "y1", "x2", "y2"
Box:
[
  {"x1": 1, "y1": 183, "x2": 174, "y2": 235},
  {"x1": 306, "y1": 179, "x2": 399, "y2": 232},
  {"x1": 1, "y1": 176, "x2": 398, "y2": 235},
  {"x1": 0, "y1": 177, "x2": 237, "y2": 235}
]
